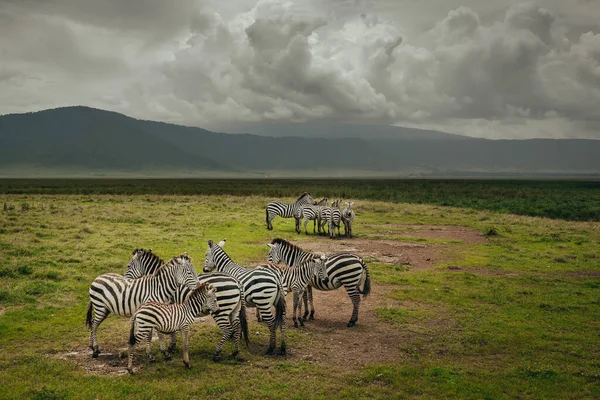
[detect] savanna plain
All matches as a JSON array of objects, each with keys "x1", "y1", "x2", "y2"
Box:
[{"x1": 0, "y1": 179, "x2": 599, "y2": 400}]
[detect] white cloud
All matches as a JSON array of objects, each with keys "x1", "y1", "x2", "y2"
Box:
[{"x1": 1, "y1": 0, "x2": 600, "y2": 139}]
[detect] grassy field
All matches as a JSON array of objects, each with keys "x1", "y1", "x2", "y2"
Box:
[
  {"x1": 1, "y1": 178, "x2": 599, "y2": 221},
  {"x1": 0, "y1": 181, "x2": 599, "y2": 399}
]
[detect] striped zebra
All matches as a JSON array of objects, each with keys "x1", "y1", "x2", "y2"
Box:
[
  {"x1": 328, "y1": 199, "x2": 342, "y2": 239},
  {"x1": 296, "y1": 198, "x2": 328, "y2": 235},
  {"x1": 267, "y1": 238, "x2": 371, "y2": 327},
  {"x1": 203, "y1": 239, "x2": 288, "y2": 355},
  {"x1": 264, "y1": 255, "x2": 330, "y2": 328},
  {"x1": 127, "y1": 283, "x2": 219, "y2": 373},
  {"x1": 341, "y1": 202, "x2": 355, "y2": 238},
  {"x1": 86, "y1": 253, "x2": 199, "y2": 358},
  {"x1": 266, "y1": 192, "x2": 317, "y2": 231},
  {"x1": 124, "y1": 248, "x2": 249, "y2": 362}
]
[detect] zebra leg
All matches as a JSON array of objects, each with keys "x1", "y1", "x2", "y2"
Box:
[
  {"x1": 256, "y1": 307, "x2": 262, "y2": 322},
  {"x1": 307, "y1": 286, "x2": 316, "y2": 320},
  {"x1": 146, "y1": 331, "x2": 155, "y2": 362},
  {"x1": 230, "y1": 317, "x2": 241, "y2": 360},
  {"x1": 182, "y1": 326, "x2": 191, "y2": 369},
  {"x1": 212, "y1": 314, "x2": 233, "y2": 361},
  {"x1": 159, "y1": 332, "x2": 172, "y2": 361},
  {"x1": 345, "y1": 286, "x2": 362, "y2": 327},
  {"x1": 297, "y1": 291, "x2": 305, "y2": 327},
  {"x1": 167, "y1": 332, "x2": 177, "y2": 353},
  {"x1": 127, "y1": 341, "x2": 136, "y2": 374},
  {"x1": 89, "y1": 306, "x2": 110, "y2": 358},
  {"x1": 301, "y1": 290, "x2": 309, "y2": 321},
  {"x1": 261, "y1": 309, "x2": 277, "y2": 355},
  {"x1": 304, "y1": 217, "x2": 310, "y2": 235},
  {"x1": 292, "y1": 292, "x2": 300, "y2": 328},
  {"x1": 313, "y1": 218, "x2": 317, "y2": 233}
]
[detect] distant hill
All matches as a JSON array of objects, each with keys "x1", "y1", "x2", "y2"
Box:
[{"x1": 0, "y1": 106, "x2": 599, "y2": 177}]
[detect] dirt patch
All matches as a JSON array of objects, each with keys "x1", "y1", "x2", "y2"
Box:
[
  {"x1": 54, "y1": 224, "x2": 481, "y2": 375},
  {"x1": 367, "y1": 224, "x2": 487, "y2": 244}
]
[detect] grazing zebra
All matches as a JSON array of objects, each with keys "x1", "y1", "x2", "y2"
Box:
[
  {"x1": 328, "y1": 199, "x2": 342, "y2": 239},
  {"x1": 124, "y1": 248, "x2": 249, "y2": 361},
  {"x1": 267, "y1": 238, "x2": 371, "y2": 327},
  {"x1": 296, "y1": 198, "x2": 328, "y2": 235},
  {"x1": 86, "y1": 253, "x2": 199, "y2": 358},
  {"x1": 266, "y1": 192, "x2": 317, "y2": 231},
  {"x1": 203, "y1": 239, "x2": 288, "y2": 355},
  {"x1": 341, "y1": 202, "x2": 355, "y2": 238},
  {"x1": 127, "y1": 283, "x2": 219, "y2": 373},
  {"x1": 265, "y1": 255, "x2": 331, "y2": 328}
]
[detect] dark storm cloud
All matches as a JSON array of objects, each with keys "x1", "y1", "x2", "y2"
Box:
[{"x1": 1, "y1": 0, "x2": 600, "y2": 139}]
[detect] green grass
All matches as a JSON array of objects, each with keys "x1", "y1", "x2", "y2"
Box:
[
  {"x1": 1, "y1": 178, "x2": 599, "y2": 221},
  {"x1": 0, "y1": 182, "x2": 599, "y2": 399}
]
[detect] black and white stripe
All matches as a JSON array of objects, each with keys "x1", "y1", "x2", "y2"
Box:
[
  {"x1": 124, "y1": 248, "x2": 249, "y2": 361},
  {"x1": 341, "y1": 202, "x2": 356, "y2": 238},
  {"x1": 127, "y1": 283, "x2": 219, "y2": 373},
  {"x1": 86, "y1": 253, "x2": 199, "y2": 357},
  {"x1": 267, "y1": 238, "x2": 371, "y2": 327},
  {"x1": 328, "y1": 199, "x2": 342, "y2": 239},
  {"x1": 296, "y1": 198, "x2": 328, "y2": 235},
  {"x1": 266, "y1": 192, "x2": 317, "y2": 231},
  {"x1": 265, "y1": 255, "x2": 330, "y2": 328},
  {"x1": 203, "y1": 239, "x2": 288, "y2": 355}
]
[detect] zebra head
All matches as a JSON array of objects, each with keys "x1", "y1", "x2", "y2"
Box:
[
  {"x1": 297, "y1": 192, "x2": 317, "y2": 206},
  {"x1": 125, "y1": 248, "x2": 146, "y2": 279},
  {"x1": 172, "y1": 252, "x2": 199, "y2": 290},
  {"x1": 189, "y1": 283, "x2": 219, "y2": 314},
  {"x1": 315, "y1": 255, "x2": 329, "y2": 284},
  {"x1": 203, "y1": 239, "x2": 226, "y2": 273},
  {"x1": 266, "y1": 242, "x2": 281, "y2": 264}
]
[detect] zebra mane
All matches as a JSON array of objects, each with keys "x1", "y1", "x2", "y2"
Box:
[
  {"x1": 271, "y1": 238, "x2": 316, "y2": 258},
  {"x1": 183, "y1": 282, "x2": 211, "y2": 303},
  {"x1": 152, "y1": 253, "x2": 191, "y2": 276},
  {"x1": 295, "y1": 192, "x2": 312, "y2": 202},
  {"x1": 134, "y1": 248, "x2": 164, "y2": 265}
]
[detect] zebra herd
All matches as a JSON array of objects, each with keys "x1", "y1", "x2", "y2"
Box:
[
  {"x1": 266, "y1": 192, "x2": 356, "y2": 238},
  {"x1": 86, "y1": 195, "x2": 369, "y2": 374}
]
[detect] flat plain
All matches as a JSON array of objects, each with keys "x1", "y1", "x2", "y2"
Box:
[{"x1": 0, "y1": 180, "x2": 599, "y2": 399}]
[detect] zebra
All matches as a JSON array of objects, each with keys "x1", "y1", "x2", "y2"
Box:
[
  {"x1": 341, "y1": 202, "x2": 355, "y2": 238},
  {"x1": 328, "y1": 199, "x2": 342, "y2": 239},
  {"x1": 203, "y1": 239, "x2": 288, "y2": 355},
  {"x1": 127, "y1": 283, "x2": 219, "y2": 373},
  {"x1": 296, "y1": 197, "x2": 328, "y2": 235},
  {"x1": 264, "y1": 255, "x2": 330, "y2": 328},
  {"x1": 86, "y1": 253, "x2": 199, "y2": 358},
  {"x1": 266, "y1": 192, "x2": 317, "y2": 231},
  {"x1": 267, "y1": 238, "x2": 371, "y2": 327},
  {"x1": 124, "y1": 248, "x2": 249, "y2": 362}
]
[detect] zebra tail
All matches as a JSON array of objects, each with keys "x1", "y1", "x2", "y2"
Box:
[
  {"x1": 359, "y1": 262, "x2": 371, "y2": 298},
  {"x1": 85, "y1": 301, "x2": 93, "y2": 329},
  {"x1": 274, "y1": 287, "x2": 286, "y2": 329},
  {"x1": 265, "y1": 207, "x2": 269, "y2": 226},
  {"x1": 129, "y1": 315, "x2": 137, "y2": 346},
  {"x1": 239, "y1": 303, "x2": 250, "y2": 347}
]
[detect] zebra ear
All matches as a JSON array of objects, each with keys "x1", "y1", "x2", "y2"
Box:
[
  {"x1": 320, "y1": 254, "x2": 327, "y2": 260},
  {"x1": 208, "y1": 240, "x2": 213, "y2": 248},
  {"x1": 217, "y1": 239, "x2": 226, "y2": 247},
  {"x1": 208, "y1": 286, "x2": 216, "y2": 295},
  {"x1": 266, "y1": 243, "x2": 273, "y2": 248}
]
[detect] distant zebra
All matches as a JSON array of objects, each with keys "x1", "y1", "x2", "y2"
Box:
[
  {"x1": 341, "y1": 202, "x2": 355, "y2": 238},
  {"x1": 86, "y1": 253, "x2": 199, "y2": 358},
  {"x1": 267, "y1": 238, "x2": 371, "y2": 327},
  {"x1": 127, "y1": 283, "x2": 219, "y2": 373},
  {"x1": 124, "y1": 248, "x2": 249, "y2": 361},
  {"x1": 328, "y1": 199, "x2": 342, "y2": 239},
  {"x1": 265, "y1": 255, "x2": 331, "y2": 328},
  {"x1": 203, "y1": 239, "x2": 288, "y2": 355},
  {"x1": 295, "y1": 198, "x2": 328, "y2": 235},
  {"x1": 266, "y1": 192, "x2": 317, "y2": 231}
]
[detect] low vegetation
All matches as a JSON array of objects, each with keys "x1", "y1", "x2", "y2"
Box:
[{"x1": 0, "y1": 180, "x2": 599, "y2": 399}]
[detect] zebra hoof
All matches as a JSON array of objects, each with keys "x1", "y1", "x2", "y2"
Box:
[
  {"x1": 127, "y1": 368, "x2": 134, "y2": 375},
  {"x1": 299, "y1": 320, "x2": 305, "y2": 327},
  {"x1": 347, "y1": 321, "x2": 356, "y2": 327},
  {"x1": 309, "y1": 312, "x2": 315, "y2": 321},
  {"x1": 163, "y1": 353, "x2": 172, "y2": 361},
  {"x1": 213, "y1": 353, "x2": 222, "y2": 362},
  {"x1": 278, "y1": 344, "x2": 287, "y2": 356},
  {"x1": 184, "y1": 361, "x2": 191, "y2": 369},
  {"x1": 265, "y1": 347, "x2": 275, "y2": 355},
  {"x1": 92, "y1": 349, "x2": 100, "y2": 358}
]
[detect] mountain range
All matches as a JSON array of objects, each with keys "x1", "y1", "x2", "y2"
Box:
[{"x1": 0, "y1": 106, "x2": 598, "y2": 177}]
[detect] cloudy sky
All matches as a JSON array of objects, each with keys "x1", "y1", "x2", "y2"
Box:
[{"x1": 1, "y1": 0, "x2": 599, "y2": 139}]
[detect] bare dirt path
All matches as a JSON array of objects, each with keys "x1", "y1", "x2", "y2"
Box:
[{"x1": 54, "y1": 225, "x2": 486, "y2": 375}]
